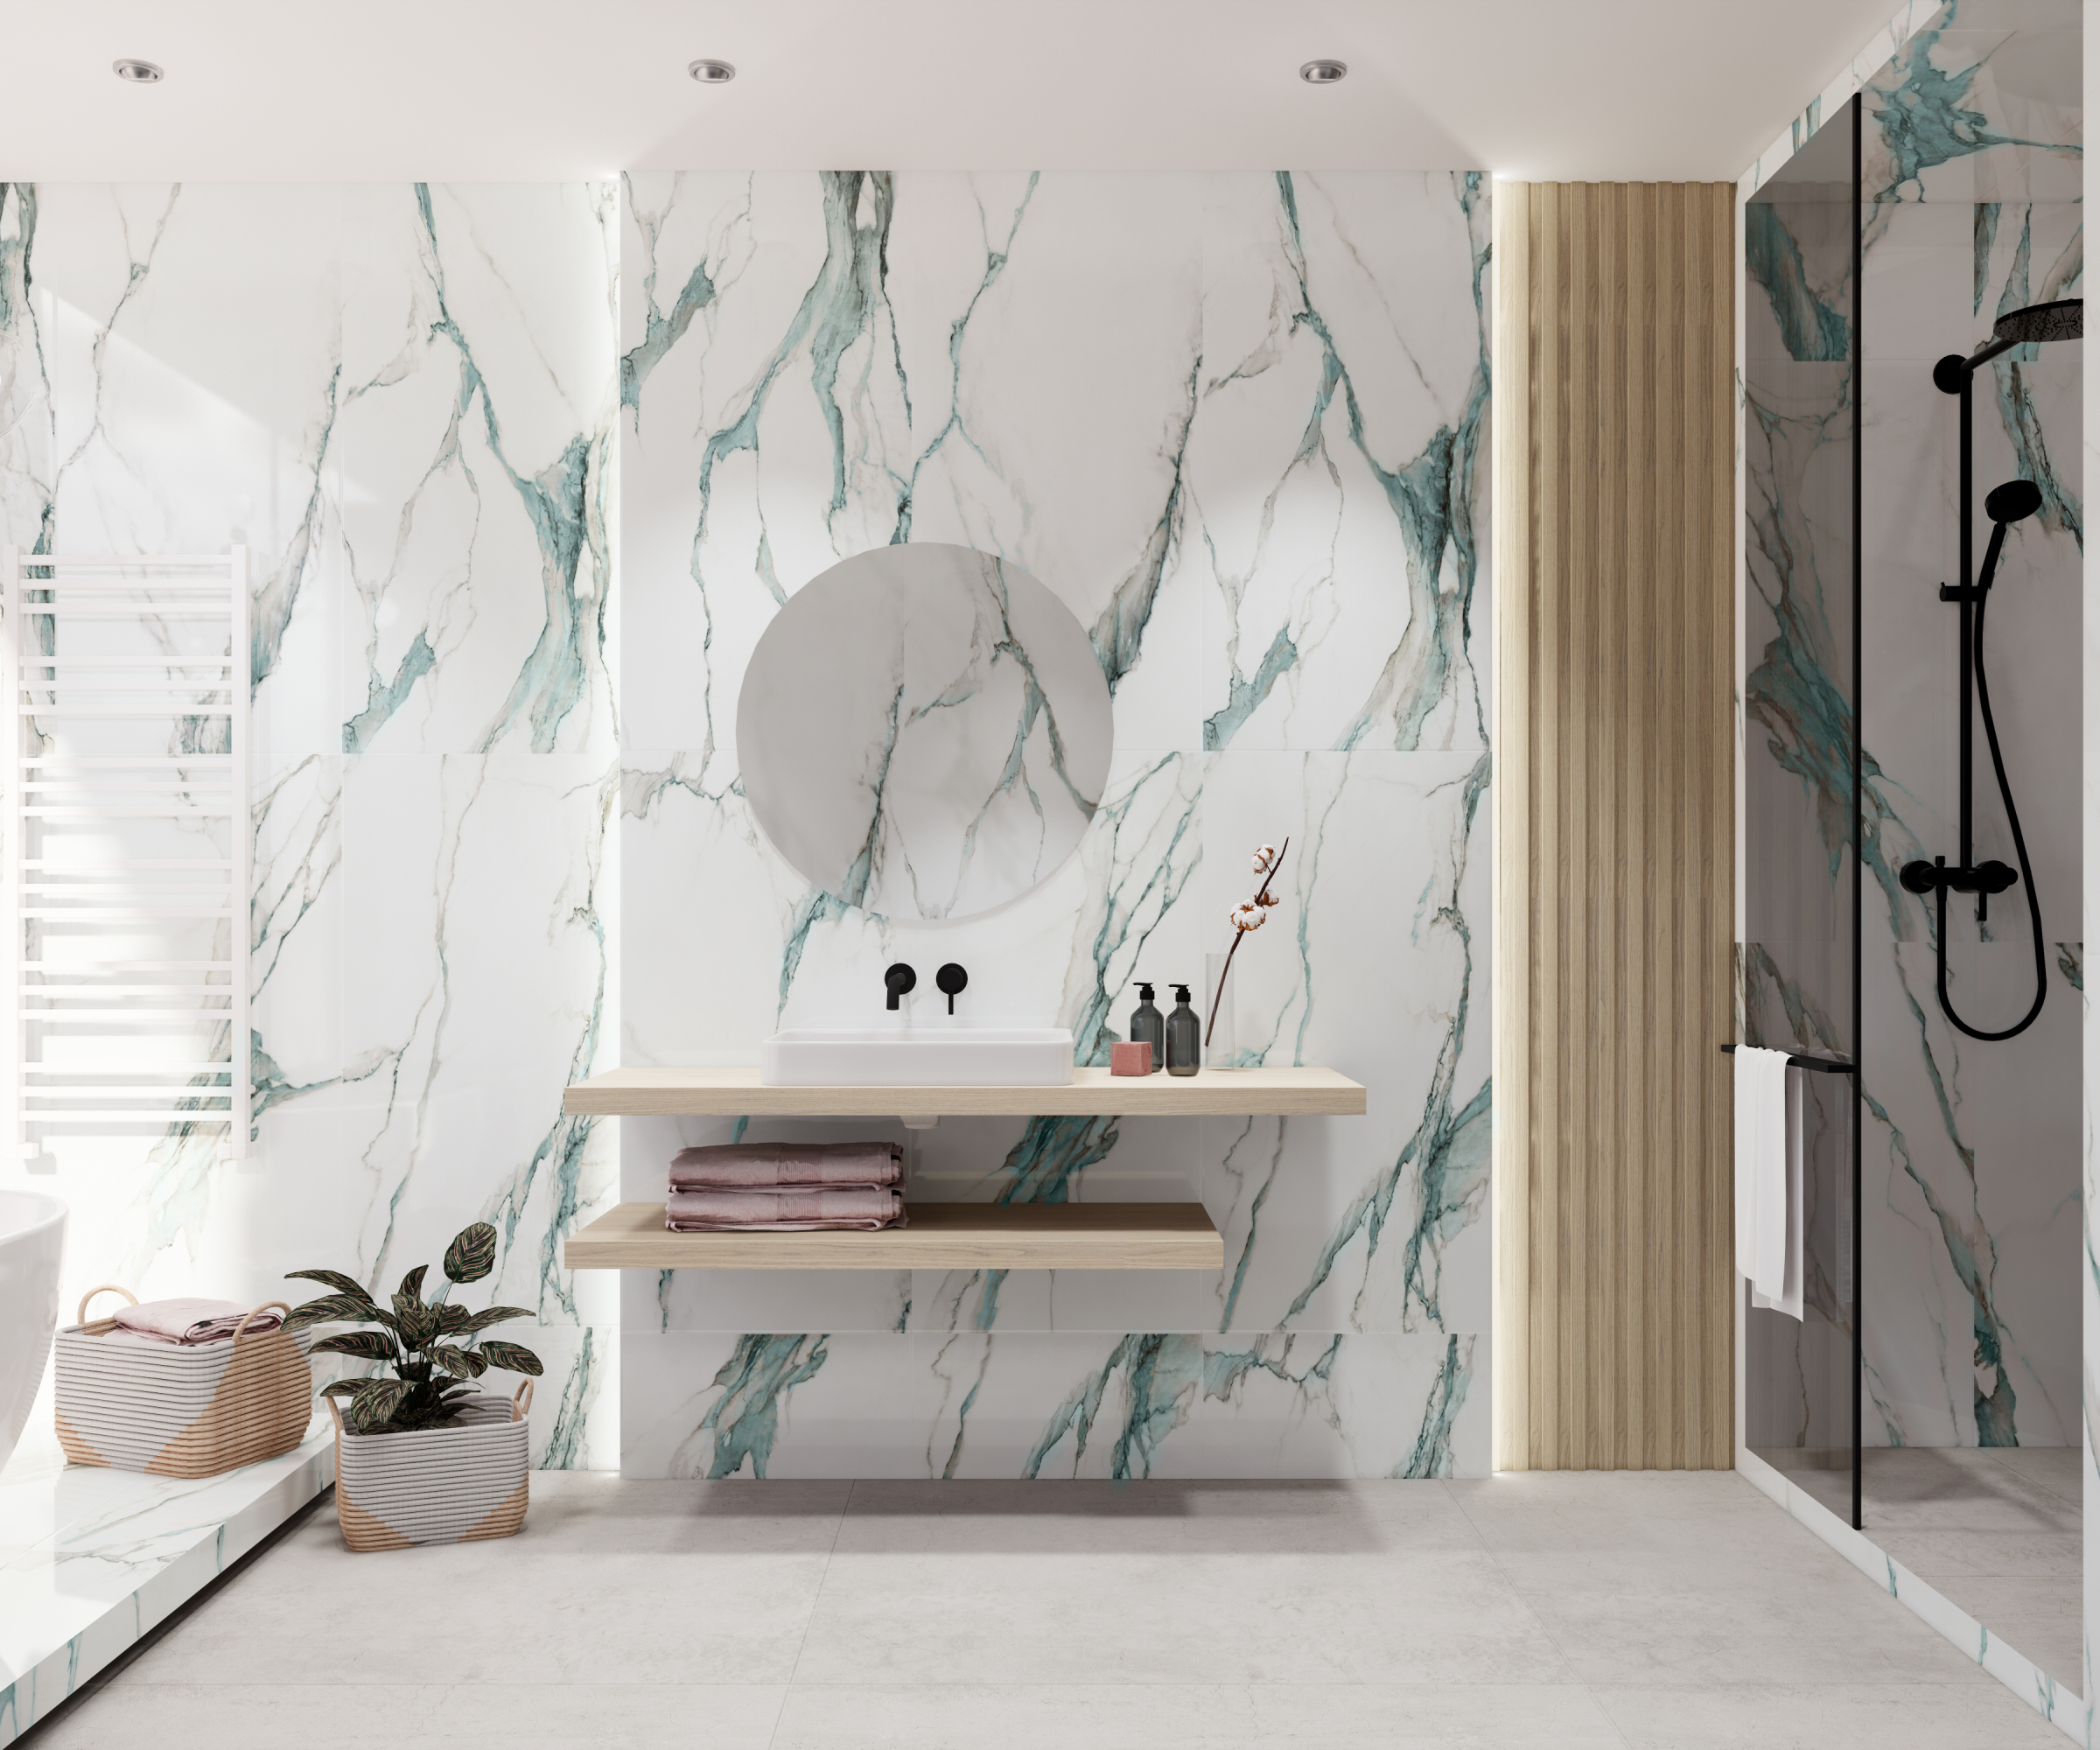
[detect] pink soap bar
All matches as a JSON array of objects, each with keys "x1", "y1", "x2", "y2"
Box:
[{"x1": 1110, "y1": 1041, "x2": 1153, "y2": 1076}]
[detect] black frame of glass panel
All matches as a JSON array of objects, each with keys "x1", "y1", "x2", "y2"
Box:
[{"x1": 1850, "y1": 90, "x2": 1865, "y2": 1534}]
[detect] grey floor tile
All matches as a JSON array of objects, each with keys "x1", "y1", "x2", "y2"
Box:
[
  {"x1": 1857, "y1": 1448, "x2": 2079, "y2": 1534},
  {"x1": 1488, "y1": 1547, "x2": 1998, "y2": 1685},
  {"x1": 120, "y1": 1473, "x2": 846, "y2": 1687},
  {"x1": 834, "y1": 1477, "x2": 1485, "y2": 1554},
  {"x1": 772, "y1": 1683, "x2": 1630, "y2": 1748},
  {"x1": 1873, "y1": 1526, "x2": 2080, "y2": 1580},
  {"x1": 1446, "y1": 1471, "x2": 1798, "y2": 1557},
  {"x1": 1592, "y1": 1681, "x2": 2069, "y2": 1747},
  {"x1": 792, "y1": 1545, "x2": 1571, "y2": 1686},
  {"x1": 27, "y1": 1684, "x2": 788, "y2": 1749}
]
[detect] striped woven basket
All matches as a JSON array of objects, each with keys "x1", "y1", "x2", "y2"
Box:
[
  {"x1": 330, "y1": 1380, "x2": 533, "y2": 1553},
  {"x1": 54, "y1": 1286, "x2": 315, "y2": 1478}
]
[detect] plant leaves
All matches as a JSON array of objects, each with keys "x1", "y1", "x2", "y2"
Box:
[
  {"x1": 284, "y1": 1294, "x2": 397, "y2": 1333},
  {"x1": 444, "y1": 1222, "x2": 498, "y2": 1284},
  {"x1": 308, "y1": 1331, "x2": 397, "y2": 1361},
  {"x1": 434, "y1": 1345, "x2": 488, "y2": 1378},
  {"x1": 393, "y1": 1264, "x2": 429, "y2": 1314},
  {"x1": 461, "y1": 1305, "x2": 535, "y2": 1334},
  {"x1": 318, "y1": 1378, "x2": 365, "y2": 1398},
  {"x1": 346, "y1": 1378, "x2": 413, "y2": 1433},
  {"x1": 433, "y1": 1302, "x2": 476, "y2": 1335},
  {"x1": 284, "y1": 1269, "x2": 376, "y2": 1306},
  {"x1": 395, "y1": 1303, "x2": 438, "y2": 1349},
  {"x1": 478, "y1": 1340, "x2": 543, "y2": 1377}
]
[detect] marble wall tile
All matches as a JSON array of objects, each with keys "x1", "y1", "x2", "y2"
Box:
[
  {"x1": 0, "y1": 182, "x2": 621, "y2": 1468},
  {"x1": 621, "y1": 1328, "x2": 1481, "y2": 1481},
  {"x1": 619, "y1": 172, "x2": 1490, "y2": 1476}
]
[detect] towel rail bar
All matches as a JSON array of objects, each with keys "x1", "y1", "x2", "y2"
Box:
[{"x1": 1719, "y1": 1044, "x2": 1854, "y2": 1075}]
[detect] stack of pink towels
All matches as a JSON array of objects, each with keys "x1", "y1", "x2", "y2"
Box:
[
  {"x1": 112, "y1": 1298, "x2": 284, "y2": 1345},
  {"x1": 665, "y1": 1141, "x2": 906, "y2": 1233}
]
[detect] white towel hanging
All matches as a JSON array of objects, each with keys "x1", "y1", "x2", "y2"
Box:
[{"x1": 1733, "y1": 1045, "x2": 1799, "y2": 1320}]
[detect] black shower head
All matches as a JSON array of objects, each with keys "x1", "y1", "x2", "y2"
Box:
[
  {"x1": 1994, "y1": 299, "x2": 2082, "y2": 346},
  {"x1": 1984, "y1": 479, "x2": 2044, "y2": 523},
  {"x1": 1936, "y1": 298, "x2": 2084, "y2": 391}
]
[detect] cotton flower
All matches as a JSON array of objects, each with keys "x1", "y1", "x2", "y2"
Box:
[
  {"x1": 1251, "y1": 844, "x2": 1278, "y2": 875},
  {"x1": 1231, "y1": 903, "x2": 1265, "y2": 932}
]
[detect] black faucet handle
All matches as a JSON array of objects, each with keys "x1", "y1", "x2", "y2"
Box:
[
  {"x1": 935, "y1": 962, "x2": 968, "y2": 1015},
  {"x1": 884, "y1": 962, "x2": 917, "y2": 1012}
]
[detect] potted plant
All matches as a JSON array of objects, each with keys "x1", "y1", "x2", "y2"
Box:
[{"x1": 284, "y1": 1222, "x2": 544, "y2": 1552}]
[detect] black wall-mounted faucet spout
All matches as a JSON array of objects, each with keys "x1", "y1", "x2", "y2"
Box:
[{"x1": 884, "y1": 963, "x2": 916, "y2": 1011}]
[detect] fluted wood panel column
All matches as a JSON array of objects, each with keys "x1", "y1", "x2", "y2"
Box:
[{"x1": 1493, "y1": 182, "x2": 1734, "y2": 1471}]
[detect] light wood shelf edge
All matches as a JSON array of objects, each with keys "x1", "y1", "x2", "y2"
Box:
[
  {"x1": 562, "y1": 1064, "x2": 1367, "y2": 1118},
  {"x1": 565, "y1": 1200, "x2": 1225, "y2": 1271}
]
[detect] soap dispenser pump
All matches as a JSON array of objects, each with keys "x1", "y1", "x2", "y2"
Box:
[
  {"x1": 1165, "y1": 984, "x2": 1200, "y2": 1077},
  {"x1": 1130, "y1": 982, "x2": 1166, "y2": 1074}
]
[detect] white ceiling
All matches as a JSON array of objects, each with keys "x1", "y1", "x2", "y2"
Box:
[{"x1": 0, "y1": 0, "x2": 1913, "y2": 183}]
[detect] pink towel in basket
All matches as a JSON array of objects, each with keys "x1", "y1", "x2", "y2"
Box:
[
  {"x1": 668, "y1": 1141, "x2": 903, "y2": 1191},
  {"x1": 111, "y1": 1298, "x2": 284, "y2": 1346},
  {"x1": 665, "y1": 1187, "x2": 906, "y2": 1232}
]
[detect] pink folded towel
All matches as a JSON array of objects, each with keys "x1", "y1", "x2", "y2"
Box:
[
  {"x1": 668, "y1": 1141, "x2": 903, "y2": 1191},
  {"x1": 665, "y1": 1187, "x2": 906, "y2": 1233},
  {"x1": 111, "y1": 1298, "x2": 284, "y2": 1346}
]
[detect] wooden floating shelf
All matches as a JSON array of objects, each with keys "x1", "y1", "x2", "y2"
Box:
[
  {"x1": 561, "y1": 1065, "x2": 1365, "y2": 1120},
  {"x1": 565, "y1": 1200, "x2": 1224, "y2": 1271}
]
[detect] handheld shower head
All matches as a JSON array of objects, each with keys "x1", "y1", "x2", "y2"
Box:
[
  {"x1": 1984, "y1": 479, "x2": 2044, "y2": 523},
  {"x1": 1936, "y1": 298, "x2": 2084, "y2": 391}
]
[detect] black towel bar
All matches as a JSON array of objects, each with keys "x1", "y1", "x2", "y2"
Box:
[{"x1": 1719, "y1": 1044, "x2": 1855, "y2": 1075}]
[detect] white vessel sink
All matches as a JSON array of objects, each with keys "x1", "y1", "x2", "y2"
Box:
[{"x1": 761, "y1": 1026, "x2": 1075, "y2": 1087}]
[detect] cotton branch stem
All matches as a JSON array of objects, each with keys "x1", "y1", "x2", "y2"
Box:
[{"x1": 1206, "y1": 836, "x2": 1289, "y2": 1048}]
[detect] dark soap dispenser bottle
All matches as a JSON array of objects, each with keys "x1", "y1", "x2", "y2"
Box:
[
  {"x1": 1130, "y1": 982, "x2": 1166, "y2": 1074},
  {"x1": 1165, "y1": 983, "x2": 1200, "y2": 1077}
]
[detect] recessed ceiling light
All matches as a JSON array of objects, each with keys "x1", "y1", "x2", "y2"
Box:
[
  {"x1": 688, "y1": 59, "x2": 736, "y2": 85},
  {"x1": 1299, "y1": 60, "x2": 1348, "y2": 85},
  {"x1": 113, "y1": 59, "x2": 164, "y2": 84}
]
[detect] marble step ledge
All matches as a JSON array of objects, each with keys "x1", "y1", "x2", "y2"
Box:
[{"x1": 0, "y1": 1422, "x2": 335, "y2": 1745}]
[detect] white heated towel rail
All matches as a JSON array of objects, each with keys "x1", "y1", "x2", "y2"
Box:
[{"x1": 3, "y1": 548, "x2": 251, "y2": 1158}]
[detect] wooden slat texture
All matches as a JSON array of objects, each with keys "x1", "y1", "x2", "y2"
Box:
[
  {"x1": 564, "y1": 1200, "x2": 1226, "y2": 1271},
  {"x1": 562, "y1": 1065, "x2": 1367, "y2": 1118},
  {"x1": 1494, "y1": 182, "x2": 1735, "y2": 1471}
]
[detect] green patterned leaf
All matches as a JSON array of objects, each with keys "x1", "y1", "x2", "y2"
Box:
[
  {"x1": 395, "y1": 1303, "x2": 438, "y2": 1349},
  {"x1": 477, "y1": 1340, "x2": 542, "y2": 1377},
  {"x1": 443, "y1": 1222, "x2": 498, "y2": 1284},
  {"x1": 346, "y1": 1378, "x2": 413, "y2": 1433},
  {"x1": 462, "y1": 1305, "x2": 535, "y2": 1334},
  {"x1": 318, "y1": 1378, "x2": 366, "y2": 1399},
  {"x1": 434, "y1": 1345, "x2": 488, "y2": 1378},
  {"x1": 308, "y1": 1331, "x2": 397, "y2": 1361},
  {"x1": 284, "y1": 1269, "x2": 376, "y2": 1306},
  {"x1": 433, "y1": 1302, "x2": 475, "y2": 1335},
  {"x1": 393, "y1": 1264, "x2": 429, "y2": 1314},
  {"x1": 284, "y1": 1294, "x2": 396, "y2": 1332}
]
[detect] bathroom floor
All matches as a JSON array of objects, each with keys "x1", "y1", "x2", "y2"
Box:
[
  {"x1": 1760, "y1": 1443, "x2": 2082, "y2": 1691},
  {"x1": 19, "y1": 1468, "x2": 2067, "y2": 1748}
]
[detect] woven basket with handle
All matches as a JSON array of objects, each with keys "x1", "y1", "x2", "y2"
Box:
[
  {"x1": 54, "y1": 1285, "x2": 314, "y2": 1478},
  {"x1": 331, "y1": 1379, "x2": 533, "y2": 1552}
]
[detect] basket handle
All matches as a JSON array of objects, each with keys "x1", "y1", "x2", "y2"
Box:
[
  {"x1": 77, "y1": 1284, "x2": 138, "y2": 1324},
  {"x1": 233, "y1": 1300, "x2": 293, "y2": 1340},
  {"x1": 511, "y1": 1378, "x2": 534, "y2": 1423},
  {"x1": 326, "y1": 1396, "x2": 345, "y2": 1433}
]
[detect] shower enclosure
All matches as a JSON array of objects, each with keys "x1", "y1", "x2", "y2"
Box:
[{"x1": 1741, "y1": 0, "x2": 2082, "y2": 1693}]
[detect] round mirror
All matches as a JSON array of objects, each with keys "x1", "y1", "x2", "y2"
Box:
[{"x1": 738, "y1": 543, "x2": 1115, "y2": 921}]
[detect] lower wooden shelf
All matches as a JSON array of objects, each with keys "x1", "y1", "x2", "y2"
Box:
[{"x1": 564, "y1": 1200, "x2": 1223, "y2": 1271}]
